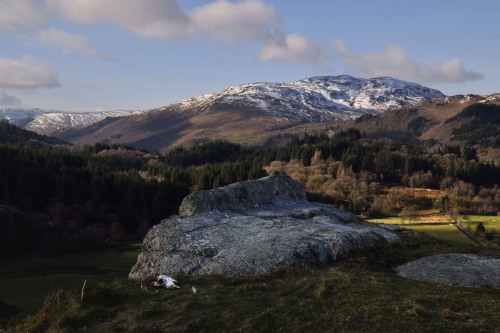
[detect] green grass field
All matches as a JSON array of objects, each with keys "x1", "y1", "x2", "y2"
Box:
[
  {"x1": 367, "y1": 214, "x2": 452, "y2": 225},
  {"x1": 366, "y1": 215, "x2": 489, "y2": 246},
  {"x1": 402, "y1": 224, "x2": 477, "y2": 245},
  {"x1": 465, "y1": 215, "x2": 500, "y2": 230}
]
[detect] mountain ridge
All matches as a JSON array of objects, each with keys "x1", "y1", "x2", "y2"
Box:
[
  {"x1": 164, "y1": 75, "x2": 445, "y2": 122},
  {"x1": 46, "y1": 75, "x2": 445, "y2": 151},
  {"x1": 0, "y1": 109, "x2": 146, "y2": 136}
]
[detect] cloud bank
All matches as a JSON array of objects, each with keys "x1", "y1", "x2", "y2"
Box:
[
  {"x1": 332, "y1": 40, "x2": 483, "y2": 83},
  {"x1": 190, "y1": 0, "x2": 280, "y2": 43},
  {"x1": 35, "y1": 28, "x2": 114, "y2": 60},
  {"x1": 0, "y1": 90, "x2": 21, "y2": 106},
  {"x1": 45, "y1": 0, "x2": 327, "y2": 69},
  {"x1": 0, "y1": 55, "x2": 59, "y2": 90},
  {"x1": 258, "y1": 33, "x2": 331, "y2": 71},
  {"x1": 46, "y1": 0, "x2": 190, "y2": 40},
  {"x1": 0, "y1": 55, "x2": 59, "y2": 106},
  {"x1": 0, "y1": 0, "x2": 45, "y2": 33}
]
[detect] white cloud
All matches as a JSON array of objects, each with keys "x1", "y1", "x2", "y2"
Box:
[
  {"x1": 46, "y1": 0, "x2": 282, "y2": 43},
  {"x1": 0, "y1": 0, "x2": 45, "y2": 33},
  {"x1": 36, "y1": 28, "x2": 114, "y2": 60},
  {"x1": 45, "y1": 0, "x2": 325, "y2": 69},
  {"x1": 0, "y1": 90, "x2": 21, "y2": 106},
  {"x1": 257, "y1": 33, "x2": 331, "y2": 72},
  {"x1": 45, "y1": 0, "x2": 190, "y2": 40},
  {"x1": 258, "y1": 33, "x2": 330, "y2": 71},
  {"x1": 189, "y1": 0, "x2": 281, "y2": 43},
  {"x1": 0, "y1": 55, "x2": 59, "y2": 90},
  {"x1": 332, "y1": 40, "x2": 483, "y2": 83},
  {"x1": 0, "y1": 0, "x2": 113, "y2": 59}
]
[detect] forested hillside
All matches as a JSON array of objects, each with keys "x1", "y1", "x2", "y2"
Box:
[
  {"x1": 344, "y1": 99, "x2": 500, "y2": 156},
  {"x1": 0, "y1": 119, "x2": 68, "y2": 146},
  {"x1": 1, "y1": 123, "x2": 500, "y2": 256}
]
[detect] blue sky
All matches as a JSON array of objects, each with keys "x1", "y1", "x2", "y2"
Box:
[{"x1": 0, "y1": 0, "x2": 498, "y2": 111}]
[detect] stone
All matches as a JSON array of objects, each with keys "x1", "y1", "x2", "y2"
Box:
[
  {"x1": 129, "y1": 175, "x2": 399, "y2": 279},
  {"x1": 178, "y1": 175, "x2": 307, "y2": 216},
  {"x1": 394, "y1": 253, "x2": 500, "y2": 289}
]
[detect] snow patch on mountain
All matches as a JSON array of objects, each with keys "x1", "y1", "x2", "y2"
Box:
[
  {"x1": 22, "y1": 110, "x2": 145, "y2": 135},
  {"x1": 3, "y1": 75, "x2": 445, "y2": 135},
  {"x1": 166, "y1": 75, "x2": 445, "y2": 123},
  {"x1": 0, "y1": 108, "x2": 52, "y2": 125}
]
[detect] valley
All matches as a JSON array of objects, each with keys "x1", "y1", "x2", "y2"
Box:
[
  {"x1": 1, "y1": 76, "x2": 499, "y2": 331},
  {"x1": 4, "y1": 75, "x2": 445, "y2": 152}
]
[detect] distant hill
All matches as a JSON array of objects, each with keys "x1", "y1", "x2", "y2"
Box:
[
  {"x1": 0, "y1": 108, "x2": 145, "y2": 136},
  {"x1": 0, "y1": 119, "x2": 69, "y2": 146},
  {"x1": 51, "y1": 75, "x2": 444, "y2": 152},
  {"x1": 338, "y1": 94, "x2": 500, "y2": 160},
  {"x1": 0, "y1": 108, "x2": 50, "y2": 127}
]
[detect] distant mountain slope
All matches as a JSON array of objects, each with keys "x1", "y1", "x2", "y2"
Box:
[
  {"x1": 165, "y1": 75, "x2": 444, "y2": 122},
  {"x1": 24, "y1": 110, "x2": 145, "y2": 135},
  {"x1": 53, "y1": 75, "x2": 444, "y2": 151},
  {"x1": 0, "y1": 119, "x2": 69, "y2": 146},
  {"x1": 344, "y1": 93, "x2": 500, "y2": 148},
  {"x1": 0, "y1": 108, "x2": 52, "y2": 127},
  {"x1": 0, "y1": 108, "x2": 145, "y2": 135}
]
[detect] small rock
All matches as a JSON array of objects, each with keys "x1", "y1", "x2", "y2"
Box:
[{"x1": 394, "y1": 253, "x2": 500, "y2": 289}]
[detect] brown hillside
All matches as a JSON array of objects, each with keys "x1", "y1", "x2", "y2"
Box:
[
  {"x1": 54, "y1": 93, "x2": 500, "y2": 153},
  {"x1": 55, "y1": 105, "x2": 300, "y2": 152},
  {"x1": 340, "y1": 94, "x2": 500, "y2": 147}
]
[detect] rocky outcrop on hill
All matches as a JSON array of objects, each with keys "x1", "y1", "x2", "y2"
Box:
[
  {"x1": 394, "y1": 253, "x2": 500, "y2": 289},
  {"x1": 129, "y1": 175, "x2": 400, "y2": 279}
]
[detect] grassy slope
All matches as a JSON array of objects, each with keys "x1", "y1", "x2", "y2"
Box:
[
  {"x1": 0, "y1": 244, "x2": 142, "y2": 315},
  {"x1": 6, "y1": 233, "x2": 500, "y2": 332}
]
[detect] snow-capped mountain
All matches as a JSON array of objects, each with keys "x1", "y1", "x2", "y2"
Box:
[
  {"x1": 23, "y1": 110, "x2": 145, "y2": 135},
  {"x1": 4, "y1": 75, "x2": 445, "y2": 151},
  {"x1": 0, "y1": 108, "x2": 52, "y2": 125},
  {"x1": 0, "y1": 108, "x2": 145, "y2": 135},
  {"x1": 164, "y1": 75, "x2": 445, "y2": 122}
]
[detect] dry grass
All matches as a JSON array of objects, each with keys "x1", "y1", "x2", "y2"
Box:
[{"x1": 7, "y1": 233, "x2": 500, "y2": 332}]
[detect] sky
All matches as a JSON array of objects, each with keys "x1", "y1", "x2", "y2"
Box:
[{"x1": 0, "y1": 0, "x2": 498, "y2": 112}]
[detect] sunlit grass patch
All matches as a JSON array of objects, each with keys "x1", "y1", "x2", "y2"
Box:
[
  {"x1": 366, "y1": 217, "x2": 402, "y2": 224},
  {"x1": 403, "y1": 224, "x2": 477, "y2": 246},
  {"x1": 367, "y1": 217, "x2": 477, "y2": 245},
  {"x1": 367, "y1": 212, "x2": 452, "y2": 225},
  {"x1": 466, "y1": 215, "x2": 500, "y2": 229}
]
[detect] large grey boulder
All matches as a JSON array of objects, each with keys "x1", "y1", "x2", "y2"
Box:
[{"x1": 129, "y1": 175, "x2": 399, "y2": 279}]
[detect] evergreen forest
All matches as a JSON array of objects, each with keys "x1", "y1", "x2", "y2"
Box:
[{"x1": 1, "y1": 120, "x2": 500, "y2": 256}]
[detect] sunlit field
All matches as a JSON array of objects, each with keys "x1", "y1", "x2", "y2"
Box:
[{"x1": 402, "y1": 224, "x2": 477, "y2": 245}]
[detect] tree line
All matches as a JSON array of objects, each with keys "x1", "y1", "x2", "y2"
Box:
[{"x1": 1, "y1": 123, "x2": 500, "y2": 255}]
